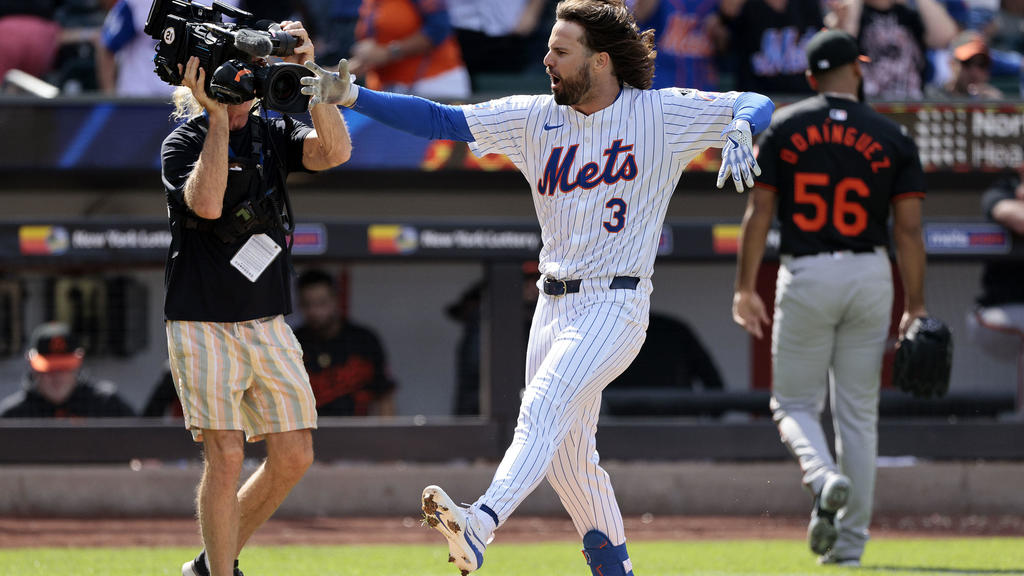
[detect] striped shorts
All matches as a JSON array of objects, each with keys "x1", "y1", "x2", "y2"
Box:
[{"x1": 166, "y1": 315, "x2": 318, "y2": 442}]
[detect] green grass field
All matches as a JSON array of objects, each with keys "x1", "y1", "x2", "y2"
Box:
[{"x1": 2, "y1": 539, "x2": 1022, "y2": 576}]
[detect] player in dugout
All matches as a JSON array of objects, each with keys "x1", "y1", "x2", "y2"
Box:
[{"x1": 299, "y1": 1, "x2": 774, "y2": 574}]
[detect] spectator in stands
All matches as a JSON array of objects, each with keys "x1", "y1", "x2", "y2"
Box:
[
  {"x1": 294, "y1": 269, "x2": 397, "y2": 416},
  {"x1": 828, "y1": 0, "x2": 958, "y2": 100},
  {"x1": 927, "y1": 29, "x2": 1004, "y2": 98},
  {"x1": 0, "y1": 322, "x2": 135, "y2": 418},
  {"x1": 712, "y1": 0, "x2": 822, "y2": 96},
  {"x1": 966, "y1": 162, "x2": 1024, "y2": 414},
  {"x1": 447, "y1": 0, "x2": 548, "y2": 90},
  {"x1": 929, "y1": 1, "x2": 1024, "y2": 97},
  {"x1": 96, "y1": 0, "x2": 176, "y2": 97},
  {"x1": 633, "y1": 0, "x2": 721, "y2": 90},
  {"x1": 0, "y1": 0, "x2": 62, "y2": 84},
  {"x1": 350, "y1": 0, "x2": 472, "y2": 100}
]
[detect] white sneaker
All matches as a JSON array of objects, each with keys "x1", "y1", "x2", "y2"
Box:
[{"x1": 422, "y1": 485, "x2": 492, "y2": 575}]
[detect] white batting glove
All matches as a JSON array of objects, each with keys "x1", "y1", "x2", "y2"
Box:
[
  {"x1": 716, "y1": 119, "x2": 761, "y2": 193},
  {"x1": 300, "y1": 59, "x2": 359, "y2": 108}
]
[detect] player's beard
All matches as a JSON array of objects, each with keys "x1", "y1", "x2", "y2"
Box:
[{"x1": 553, "y1": 61, "x2": 592, "y2": 106}]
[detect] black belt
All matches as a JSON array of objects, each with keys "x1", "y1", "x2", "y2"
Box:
[
  {"x1": 787, "y1": 247, "x2": 881, "y2": 258},
  {"x1": 543, "y1": 276, "x2": 640, "y2": 296}
]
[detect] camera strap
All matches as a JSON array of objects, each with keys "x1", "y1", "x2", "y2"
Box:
[
  {"x1": 259, "y1": 110, "x2": 296, "y2": 251},
  {"x1": 227, "y1": 115, "x2": 264, "y2": 170}
]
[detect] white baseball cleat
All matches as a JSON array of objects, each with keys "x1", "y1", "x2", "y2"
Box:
[
  {"x1": 422, "y1": 485, "x2": 492, "y2": 575},
  {"x1": 808, "y1": 473, "x2": 851, "y2": 555}
]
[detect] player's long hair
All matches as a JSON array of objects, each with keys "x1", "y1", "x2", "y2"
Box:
[{"x1": 556, "y1": 0, "x2": 656, "y2": 90}]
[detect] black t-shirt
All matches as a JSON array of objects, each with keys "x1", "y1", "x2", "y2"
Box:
[
  {"x1": 161, "y1": 113, "x2": 312, "y2": 322},
  {"x1": 726, "y1": 0, "x2": 821, "y2": 96},
  {"x1": 293, "y1": 322, "x2": 397, "y2": 416},
  {"x1": 978, "y1": 179, "x2": 1024, "y2": 307},
  {"x1": 756, "y1": 95, "x2": 926, "y2": 255},
  {"x1": 0, "y1": 378, "x2": 136, "y2": 418},
  {"x1": 858, "y1": 4, "x2": 927, "y2": 100}
]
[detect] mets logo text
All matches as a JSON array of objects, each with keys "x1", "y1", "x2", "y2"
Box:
[{"x1": 537, "y1": 139, "x2": 637, "y2": 195}]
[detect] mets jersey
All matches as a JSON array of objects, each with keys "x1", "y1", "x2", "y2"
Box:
[{"x1": 461, "y1": 86, "x2": 740, "y2": 281}]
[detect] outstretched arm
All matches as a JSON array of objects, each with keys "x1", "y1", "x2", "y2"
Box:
[
  {"x1": 300, "y1": 59, "x2": 474, "y2": 142},
  {"x1": 352, "y1": 89, "x2": 474, "y2": 142}
]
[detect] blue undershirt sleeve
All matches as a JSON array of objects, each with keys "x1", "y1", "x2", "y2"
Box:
[
  {"x1": 732, "y1": 92, "x2": 775, "y2": 135},
  {"x1": 351, "y1": 88, "x2": 474, "y2": 142}
]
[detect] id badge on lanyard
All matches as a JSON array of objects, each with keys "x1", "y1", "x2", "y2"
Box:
[{"x1": 231, "y1": 233, "x2": 282, "y2": 282}]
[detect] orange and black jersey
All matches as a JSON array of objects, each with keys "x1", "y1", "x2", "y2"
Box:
[{"x1": 755, "y1": 94, "x2": 925, "y2": 256}]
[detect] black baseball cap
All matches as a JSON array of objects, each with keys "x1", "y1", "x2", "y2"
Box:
[
  {"x1": 805, "y1": 29, "x2": 868, "y2": 74},
  {"x1": 27, "y1": 322, "x2": 84, "y2": 373}
]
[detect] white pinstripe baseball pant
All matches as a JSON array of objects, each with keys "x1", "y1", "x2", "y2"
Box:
[{"x1": 478, "y1": 277, "x2": 651, "y2": 546}]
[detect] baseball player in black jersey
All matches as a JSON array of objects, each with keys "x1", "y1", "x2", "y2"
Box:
[{"x1": 732, "y1": 29, "x2": 929, "y2": 566}]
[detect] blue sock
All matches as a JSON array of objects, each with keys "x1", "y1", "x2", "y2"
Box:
[
  {"x1": 478, "y1": 504, "x2": 499, "y2": 529},
  {"x1": 582, "y1": 530, "x2": 633, "y2": 576}
]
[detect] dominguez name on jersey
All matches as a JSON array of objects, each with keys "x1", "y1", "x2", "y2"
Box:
[
  {"x1": 537, "y1": 140, "x2": 638, "y2": 196},
  {"x1": 781, "y1": 121, "x2": 892, "y2": 174}
]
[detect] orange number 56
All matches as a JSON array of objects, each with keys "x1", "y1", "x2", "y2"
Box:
[{"x1": 792, "y1": 172, "x2": 869, "y2": 237}]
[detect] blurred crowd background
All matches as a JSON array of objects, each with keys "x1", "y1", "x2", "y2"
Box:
[{"x1": 3, "y1": 0, "x2": 1024, "y2": 101}]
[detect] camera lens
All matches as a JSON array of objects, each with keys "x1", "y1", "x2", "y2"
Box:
[
  {"x1": 261, "y1": 63, "x2": 313, "y2": 114},
  {"x1": 270, "y1": 71, "x2": 298, "y2": 101}
]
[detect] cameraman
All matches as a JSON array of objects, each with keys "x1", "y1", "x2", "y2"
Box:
[{"x1": 160, "y1": 20, "x2": 350, "y2": 576}]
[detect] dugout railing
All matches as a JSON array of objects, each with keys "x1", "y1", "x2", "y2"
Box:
[{"x1": 0, "y1": 218, "x2": 1022, "y2": 464}]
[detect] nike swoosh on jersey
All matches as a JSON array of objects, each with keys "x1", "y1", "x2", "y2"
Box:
[{"x1": 543, "y1": 123, "x2": 564, "y2": 131}]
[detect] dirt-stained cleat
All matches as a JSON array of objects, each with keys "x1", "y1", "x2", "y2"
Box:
[{"x1": 422, "y1": 485, "x2": 493, "y2": 574}]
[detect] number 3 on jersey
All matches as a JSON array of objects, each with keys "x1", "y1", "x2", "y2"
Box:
[
  {"x1": 603, "y1": 198, "x2": 627, "y2": 232},
  {"x1": 793, "y1": 172, "x2": 869, "y2": 236}
]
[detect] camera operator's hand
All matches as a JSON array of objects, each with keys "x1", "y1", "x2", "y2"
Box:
[
  {"x1": 179, "y1": 56, "x2": 226, "y2": 118},
  {"x1": 301, "y1": 59, "x2": 359, "y2": 108},
  {"x1": 279, "y1": 21, "x2": 314, "y2": 65}
]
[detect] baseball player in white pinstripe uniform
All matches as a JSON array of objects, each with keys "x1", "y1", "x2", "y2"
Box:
[{"x1": 301, "y1": 1, "x2": 773, "y2": 573}]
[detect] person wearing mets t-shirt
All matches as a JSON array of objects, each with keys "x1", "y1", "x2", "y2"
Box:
[
  {"x1": 301, "y1": 1, "x2": 773, "y2": 574},
  {"x1": 731, "y1": 29, "x2": 928, "y2": 567}
]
